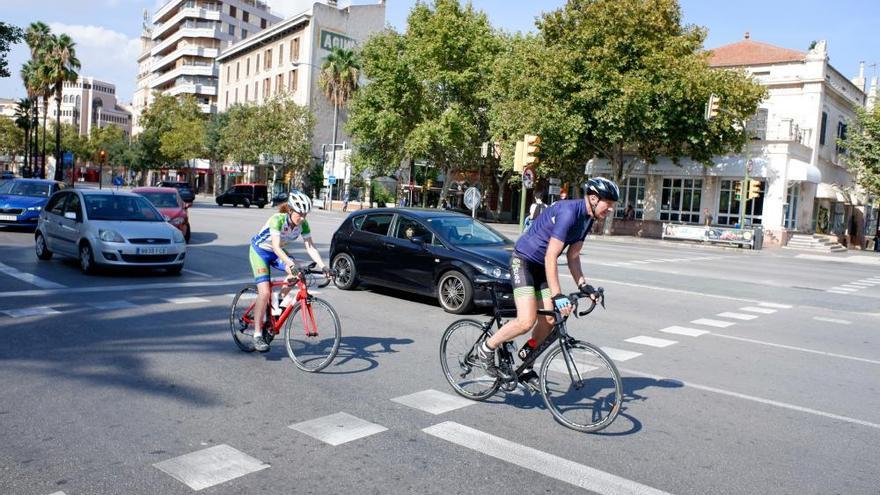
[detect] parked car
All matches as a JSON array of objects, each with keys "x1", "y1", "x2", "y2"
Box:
[
  {"x1": 34, "y1": 189, "x2": 186, "y2": 274},
  {"x1": 1, "y1": 171, "x2": 15, "y2": 182},
  {"x1": 133, "y1": 186, "x2": 191, "y2": 243},
  {"x1": 215, "y1": 183, "x2": 268, "y2": 208},
  {"x1": 329, "y1": 208, "x2": 513, "y2": 314},
  {"x1": 0, "y1": 179, "x2": 65, "y2": 228},
  {"x1": 158, "y1": 181, "x2": 196, "y2": 204}
]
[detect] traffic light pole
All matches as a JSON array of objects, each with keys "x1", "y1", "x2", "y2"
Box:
[{"x1": 739, "y1": 119, "x2": 750, "y2": 228}]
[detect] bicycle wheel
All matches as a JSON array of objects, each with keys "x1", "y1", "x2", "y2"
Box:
[
  {"x1": 283, "y1": 297, "x2": 341, "y2": 372},
  {"x1": 230, "y1": 285, "x2": 259, "y2": 352},
  {"x1": 539, "y1": 341, "x2": 622, "y2": 432},
  {"x1": 440, "y1": 319, "x2": 500, "y2": 400}
]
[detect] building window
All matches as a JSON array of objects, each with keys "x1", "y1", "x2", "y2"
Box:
[
  {"x1": 228, "y1": 24, "x2": 235, "y2": 36},
  {"x1": 236, "y1": 62, "x2": 240, "y2": 81},
  {"x1": 717, "y1": 179, "x2": 764, "y2": 226},
  {"x1": 289, "y1": 69, "x2": 297, "y2": 92},
  {"x1": 784, "y1": 183, "x2": 799, "y2": 230},
  {"x1": 261, "y1": 19, "x2": 267, "y2": 29},
  {"x1": 246, "y1": 58, "x2": 250, "y2": 76},
  {"x1": 660, "y1": 178, "x2": 702, "y2": 223},
  {"x1": 265, "y1": 49, "x2": 272, "y2": 69},
  {"x1": 234, "y1": 88, "x2": 238, "y2": 104},
  {"x1": 279, "y1": 43, "x2": 284, "y2": 65},
  {"x1": 836, "y1": 121, "x2": 848, "y2": 155},
  {"x1": 747, "y1": 108, "x2": 768, "y2": 141},
  {"x1": 290, "y1": 37, "x2": 300, "y2": 61},
  {"x1": 229, "y1": 5, "x2": 237, "y2": 17},
  {"x1": 225, "y1": 90, "x2": 229, "y2": 108},
  {"x1": 254, "y1": 82, "x2": 259, "y2": 102},
  {"x1": 263, "y1": 78, "x2": 270, "y2": 98},
  {"x1": 226, "y1": 66, "x2": 230, "y2": 83},
  {"x1": 242, "y1": 29, "x2": 247, "y2": 39},
  {"x1": 819, "y1": 112, "x2": 828, "y2": 146},
  {"x1": 256, "y1": 54, "x2": 260, "y2": 74},
  {"x1": 245, "y1": 85, "x2": 249, "y2": 101},
  {"x1": 614, "y1": 177, "x2": 645, "y2": 220},
  {"x1": 242, "y1": 11, "x2": 249, "y2": 23},
  {"x1": 276, "y1": 74, "x2": 284, "y2": 93}
]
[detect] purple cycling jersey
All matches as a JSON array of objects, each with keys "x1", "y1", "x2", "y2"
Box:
[{"x1": 515, "y1": 199, "x2": 594, "y2": 264}]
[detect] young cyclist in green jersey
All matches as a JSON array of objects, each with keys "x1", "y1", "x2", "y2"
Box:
[{"x1": 249, "y1": 190, "x2": 331, "y2": 352}]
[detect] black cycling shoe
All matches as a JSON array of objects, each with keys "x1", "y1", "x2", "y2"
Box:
[
  {"x1": 254, "y1": 335, "x2": 270, "y2": 352},
  {"x1": 518, "y1": 369, "x2": 540, "y2": 393},
  {"x1": 475, "y1": 343, "x2": 500, "y2": 378}
]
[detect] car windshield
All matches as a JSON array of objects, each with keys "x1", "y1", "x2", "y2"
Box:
[
  {"x1": 84, "y1": 195, "x2": 164, "y2": 222},
  {"x1": 427, "y1": 217, "x2": 508, "y2": 245},
  {"x1": 139, "y1": 192, "x2": 180, "y2": 208},
  {"x1": 0, "y1": 181, "x2": 51, "y2": 197}
]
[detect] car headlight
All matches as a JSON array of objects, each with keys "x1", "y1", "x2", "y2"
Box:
[
  {"x1": 99, "y1": 229, "x2": 125, "y2": 243},
  {"x1": 476, "y1": 264, "x2": 509, "y2": 280},
  {"x1": 27, "y1": 206, "x2": 42, "y2": 211},
  {"x1": 172, "y1": 229, "x2": 185, "y2": 243},
  {"x1": 170, "y1": 216, "x2": 186, "y2": 226}
]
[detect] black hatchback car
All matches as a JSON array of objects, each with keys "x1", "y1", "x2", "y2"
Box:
[
  {"x1": 158, "y1": 181, "x2": 196, "y2": 204},
  {"x1": 330, "y1": 208, "x2": 513, "y2": 314}
]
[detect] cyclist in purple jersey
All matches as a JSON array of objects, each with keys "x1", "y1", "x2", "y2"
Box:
[{"x1": 476, "y1": 178, "x2": 620, "y2": 381}]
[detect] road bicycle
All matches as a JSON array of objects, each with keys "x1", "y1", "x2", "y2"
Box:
[
  {"x1": 440, "y1": 283, "x2": 622, "y2": 432},
  {"x1": 230, "y1": 262, "x2": 341, "y2": 372}
]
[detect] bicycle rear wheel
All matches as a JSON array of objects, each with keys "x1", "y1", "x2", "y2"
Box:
[
  {"x1": 283, "y1": 297, "x2": 341, "y2": 372},
  {"x1": 230, "y1": 285, "x2": 260, "y2": 352},
  {"x1": 539, "y1": 341, "x2": 622, "y2": 432},
  {"x1": 440, "y1": 319, "x2": 500, "y2": 401}
]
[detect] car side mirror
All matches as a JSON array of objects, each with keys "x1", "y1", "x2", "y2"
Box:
[
  {"x1": 410, "y1": 235, "x2": 428, "y2": 247},
  {"x1": 63, "y1": 212, "x2": 77, "y2": 220}
]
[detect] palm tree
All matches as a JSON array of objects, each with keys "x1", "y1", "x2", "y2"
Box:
[
  {"x1": 43, "y1": 33, "x2": 80, "y2": 181},
  {"x1": 14, "y1": 98, "x2": 33, "y2": 171},
  {"x1": 20, "y1": 61, "x2": 40, "y2": 177},
  {"x1": 319, "y1": 47, "x2": 360, "y2": 200},
  {"x1": 26, "y1": 22, "x2": 52, "y2": 177}
]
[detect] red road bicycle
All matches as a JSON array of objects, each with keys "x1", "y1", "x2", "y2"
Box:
[{"x1": 230, "y1": 262, "x2": 341, "y2": 372}]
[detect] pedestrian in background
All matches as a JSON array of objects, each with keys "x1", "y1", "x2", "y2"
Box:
[
  {"x1": 624, "y1": 204, "x2": 635, "y2": 221},
  {"x1": 703, "y1": 208, "x2": 713, "y2": 226},
  {"x1": 342, "y1": 191, "x2": 350, "y2": 212},
  {"x1": 524, "y1": 192, "x2": 546, "y2": 232}
]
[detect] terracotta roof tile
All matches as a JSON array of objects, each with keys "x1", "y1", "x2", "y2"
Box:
[{"x1": 708, "y1": 39, "x2": 805, "y2": 67}]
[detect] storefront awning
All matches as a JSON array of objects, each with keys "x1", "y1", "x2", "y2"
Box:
[{"x1": 787, "y1": 162, "x2": 821, "y2": 183}]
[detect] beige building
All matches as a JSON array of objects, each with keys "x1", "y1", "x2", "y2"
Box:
[
  {"x1": 0, "y1": 98, "x2": 17, "y2": 120},
  {"x1": 48, "y1": 77, "x2": 132, "y2": 138},
  {"x1": 216, "y1": 0, "x2": 386, "y2": 191},
  {"x1": 132, "y1": 0, "x2": 283, "y2": 130}
]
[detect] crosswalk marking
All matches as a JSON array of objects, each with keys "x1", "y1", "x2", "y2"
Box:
[
  {"x1": 840, "y1": 285, "x2": 863, "y2": 290},
  {"x1": 600, "y1": 347, "x2": 643, "y2": 362},
  {"x1": 2, "y1": 306, "x2": 61, "y2": 318},
  {"x1": 659, "y1": 326, "x2": 709, "y2": 337},
  {"x1": 759, "y1": 302, "x2": 792, "y2": 309},
  {"x1": 830, "y1": 287, "x2": 858, "y2": 292},
  {"x1": 423, "y1": 422, "x2": 674, "y2": 495},
  {"x1": 691, "y1": 318, "x2": 735, "y2": 328},
  {"x1": 740, "y1": 306, "x2": 777, "y2": 314},
  {"x1": 89, "y1": 300, "x2": 137, "y2": 310},
  {"x1": 813, "y1": 316, "x2": 852, "y2": 325},
  {"x1": 0, "y1": 262, "x2": 66, "y2": 289},
  {"x1": 391, "y1": 389, "x2": 475, "y2": 415},
  {"x1": 289, "y1": 412, "x2": 387, "y2": 446},
  {"x1": 153, "y1": 444, "x2": 268, "y2": 491},
  {"x1": 625, "y1": 336, "x2": 678, "y2": 348},
  {"x1": 165, "y1": 296, "x2": 210, "y2": 304},
  {"x1": 827, "y1": 290, "x2": 851, "y2": 294},
  {"x1": 848, "y1": 282, "x2": 873, "y2": 287},
  {"x1": 716, "y1": 312, "x2": 758, "y2": 321}
]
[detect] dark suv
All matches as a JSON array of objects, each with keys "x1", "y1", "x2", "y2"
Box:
[
  {"x1": 159, "y1": 181, "x2": 196, "y2": 203},
  {"x1": 215, "y1": 183, "x2": 268, "y2": 208}
]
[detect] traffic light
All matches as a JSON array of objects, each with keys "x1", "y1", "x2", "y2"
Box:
[
  {"x1": 748, "y1": 179, "x2": 761, "y2": 200},
  {"x1": 706, "y1": 94, "x2": 721, "y2": 120},
  {"x1": 734, "y1": 180, "x2": 743, "y2": 199},
  {"x1": 513, "y1": 140, "x2": 525, "y2": 173},
  {"x1": 524, "y1": 134, "x2": 541, "y2": 166},
  {"x1": 426, "y1": 179, "x2": 433, "y2": 189},
  {"x1": 99, "y1": 149, "x2": 107, "y2": 163}
]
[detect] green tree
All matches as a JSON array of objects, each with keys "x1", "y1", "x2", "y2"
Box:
[
  {"x1": 20, "y1": 62, "x2": 40, "y2": 175},
  {"x1": 42, "y1": 33, "x2": 80, "y2": 180},
  {"x1": 205, "y1": 111, "x2": 230, "y2": 195},
  {"x1": 257, "y1": 94, "x2": 316, "y2": 192},
  {"x1": 0, "y1": 116, "x2": 24, "y2": 158},
  {"x1": 139, "y1": 93, "x2": 202, "y2": 173},
  {"x1": 841, "y1": 106, "x2": 880, "y2": 234},
  {"x1": 160, "y1": 98, "x2": 207, "y2": 175},
  {"x1": 320, "y1": 47, "x2": 360, "y2": 194},
  {"x1": 26, "y1": 22, "x2": 53, "y2": 176},
  {"x1": 0, "y1": 22, "x2": 23, "y2": 78},
  {"x1": 14, "y1": 98, "x2": 33, "y2": 171},
  {"x1": 538, "y1": 0, "x2": 765, "y2": 181},
  {"x1": 218, "y1": 103, "x2": 261, "y2": 178}
]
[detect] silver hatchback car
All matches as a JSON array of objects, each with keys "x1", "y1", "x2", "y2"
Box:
[{"x1": 35, "y1": 189, "x2": 187, "y2": 274}]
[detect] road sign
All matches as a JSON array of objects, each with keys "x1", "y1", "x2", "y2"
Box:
[
  {"x1": 548, "y1": 185, "x2": 561, "y2": 196},
  {"x1": 522, "y1": 168, "x2": 535, "y2": 190},
  {"x1": 113, "y1": 176, "x2": 123, "y2": 187},
  {"x1": 63, "y1": 151, "x2": 74, "y2": 166},
  {"x1": 328, "y1": 176, "x2": 337, "y2": 185},
  {"x1": 464, "y1": 187, "x2": 481, "y2": 211},
  {"x1": 548, "y1": 178, "x2": 561, "y2": 185}
]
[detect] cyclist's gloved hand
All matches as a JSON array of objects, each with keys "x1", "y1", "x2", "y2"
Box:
[
  {"x1": 552, "y1": 293, "x2": 572, "y2": 311},
  {"x1": 321, "y1": 265, "x2": 333, "y2": 278},
  {"x1": 579, "y1": 283, "x2": 596, "y2": 296}
]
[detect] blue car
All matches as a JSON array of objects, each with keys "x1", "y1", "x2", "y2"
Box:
[{"x1": 0, "y1": 179, "x2": 66, "y2": 227}]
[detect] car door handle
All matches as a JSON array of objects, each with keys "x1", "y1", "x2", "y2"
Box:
[{"x1": 385, "y1": 243, "x2": 396, "y2": 248}]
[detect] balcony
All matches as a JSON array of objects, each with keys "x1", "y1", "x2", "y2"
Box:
[
  {"x1": 150, "y1": 63, "x2": 217, "y2": 89},
  {"x1": 153, "y1": 45, "x2": 219, "y2": 72},
  {"x1": 164, "y1": 81, "x2": 218, "y2": 97},
  {"x1": 152, "y1": 6, "x2": 221, "y2": 41},
  {"x1": 197, "y1": 102, "x2": 218, "y2": 113},
  {"x1": 151, "y1": 23, "x2": 221, "y2": 57}
]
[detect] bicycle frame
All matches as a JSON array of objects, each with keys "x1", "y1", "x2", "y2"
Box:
[{"x1": 242, "y1": 273, "x2": 318, "y2": 337}]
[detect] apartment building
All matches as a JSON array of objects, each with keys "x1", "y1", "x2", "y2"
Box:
[
  {"x1": 216, "y1": 0, "x2": 386, "y2": 187},
  {"x1": 48, "y1": 77, "x2": 132, "y2": 138},
  {"x1": 586, "y1": 35, "x2": 878, "y2": 248}
]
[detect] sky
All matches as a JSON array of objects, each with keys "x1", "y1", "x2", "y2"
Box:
[{"x1": 1, "y1": 0, "x2": 878, "y2": 105}]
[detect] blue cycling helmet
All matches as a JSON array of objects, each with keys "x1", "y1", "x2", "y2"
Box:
[{"x1": 584, "y1": 177, "x2": 620, "y2": 201}]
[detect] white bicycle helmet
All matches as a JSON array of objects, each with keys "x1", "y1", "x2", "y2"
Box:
[{"x1": 287, "y1": 189, "x2": 312, "y2": 214}]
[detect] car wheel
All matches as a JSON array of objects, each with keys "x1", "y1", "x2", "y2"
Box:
[
  {"x1": 35, "y1": 232, "x2": 52, "y2": 260},
  {"x1": 216, "y1": 199, "x2": 223, "y2": 206},
  {"x1": 258, "y1": 202, "x2": 265, "y2": 209},
  {"x1": 243, "y1": 198, "x2": 251, "y2": 208},
  {"x1": 332, "y1": 253, "x2": 358, "y2": 290},
  {"x1": 184, "y1": 224, "x2": 191, "y2": 243},
  {"x1": 79, "y1": 242, "x2": 96, "y2": 275},
  {"x1": 166, "y1": 264, "x2": 184, "y2": 275},
  {"x1": 437, "y1": 270, "x2": 473, "y2": 314}
]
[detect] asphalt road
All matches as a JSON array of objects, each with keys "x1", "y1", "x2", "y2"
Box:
[{"x1": 1, "y1": 200, "x2": 878, "y2": 495}]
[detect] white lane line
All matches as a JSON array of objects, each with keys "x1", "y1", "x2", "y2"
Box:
[
  {"x1": 831, "y1": 287, "x2": 858, "y2": 292},
  {"x1": 759, "y1": 302, "x2": 793, "y2": 309},
  {"x1": 716, "y1": 312, "x2": 758, "y2": 321},
  {"x1": 153, "y1": 444, "x2": 268, "y2": 491},
  {"x1": 625, "y1": 336, "x2": 678, "y2": 348},
  {"x1": 166, "y1": 296, "x2": 210, "y2": 305},
  {"x1": 740, "y1": 306, "x2": 777, "y2": 314},
  {"x1": 631, "y1": 260, "x2": 651, "y2": 264},
  {"x1": 182, "y1": 268, "x2": 212, "y2": 278},
  {"x1": 600, "y1": 347, "x2": 643, "y2": 362},
  {"x1": 0, "y1": 262, "x2": 66, "y2": 289},
  {"x1": 89, "y1": 300, "x2": 137, "y2": 310},
  {"x1": 827, "y1": 290, "x2": 852, "y2": 294},
  {"x1": 391, "y1": 389, "x2": 475, "y2": 415},
  {"x1": 659, "y1": 326, "x2": 709, "y2": 337},
  {"x1": 2, "y1": 306, "x2": 61, "y2": 317},
  {"x1": 619, "y1": 367, "x2": 880, "y2": 430},
  {"x1": 812, "y1": 316, "x2": 852, "y2": 325},
  {"x1": 848, "y1": 281, "x2": 873, "y2": 286},
  {"x1": 709, "y1": 334, "x2": 880, "y2": 365},
  {"x1": 691, "y1": 318, "x2": 735, "y2": 328},
  {"x1": 289, "y1": 412, "x2": 387, "y2": 446},
  {"x1": 839, "y1": 285, "x2": 864, "y2": 290},
  {"x1": 423, "y1": 422, "x2": 674, "y2": 495}
]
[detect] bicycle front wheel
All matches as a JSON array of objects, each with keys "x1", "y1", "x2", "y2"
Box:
[
  {"x1": 283, "y1": 297, "x2": 341, "y2": 372},
  {"x1": 539, "y1": 341, "x2": 622, "y2": 433},
  {"x1": 440, "y1": 319, "x2": 500, "y2": 401}
]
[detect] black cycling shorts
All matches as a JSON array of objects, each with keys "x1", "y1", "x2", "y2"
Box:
[{"x1": 510, "y1": 252, "x2": 551, "y2": 300}]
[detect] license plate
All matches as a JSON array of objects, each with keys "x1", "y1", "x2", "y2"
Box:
[
  {"x1": 0, "y1": 215, "x2": 16, "y2": 221},
  {"x1": 136, "y1": 247, "x2": 168, "y2": 255}
]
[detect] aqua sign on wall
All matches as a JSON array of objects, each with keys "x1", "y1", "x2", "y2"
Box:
[{"x1": 320, "y1": 29, "x2": 356, "y2": 51}]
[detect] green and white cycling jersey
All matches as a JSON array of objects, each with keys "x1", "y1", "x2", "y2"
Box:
[{"x1": 250, "y1": 213, "x2": 311, "y2": 253}]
